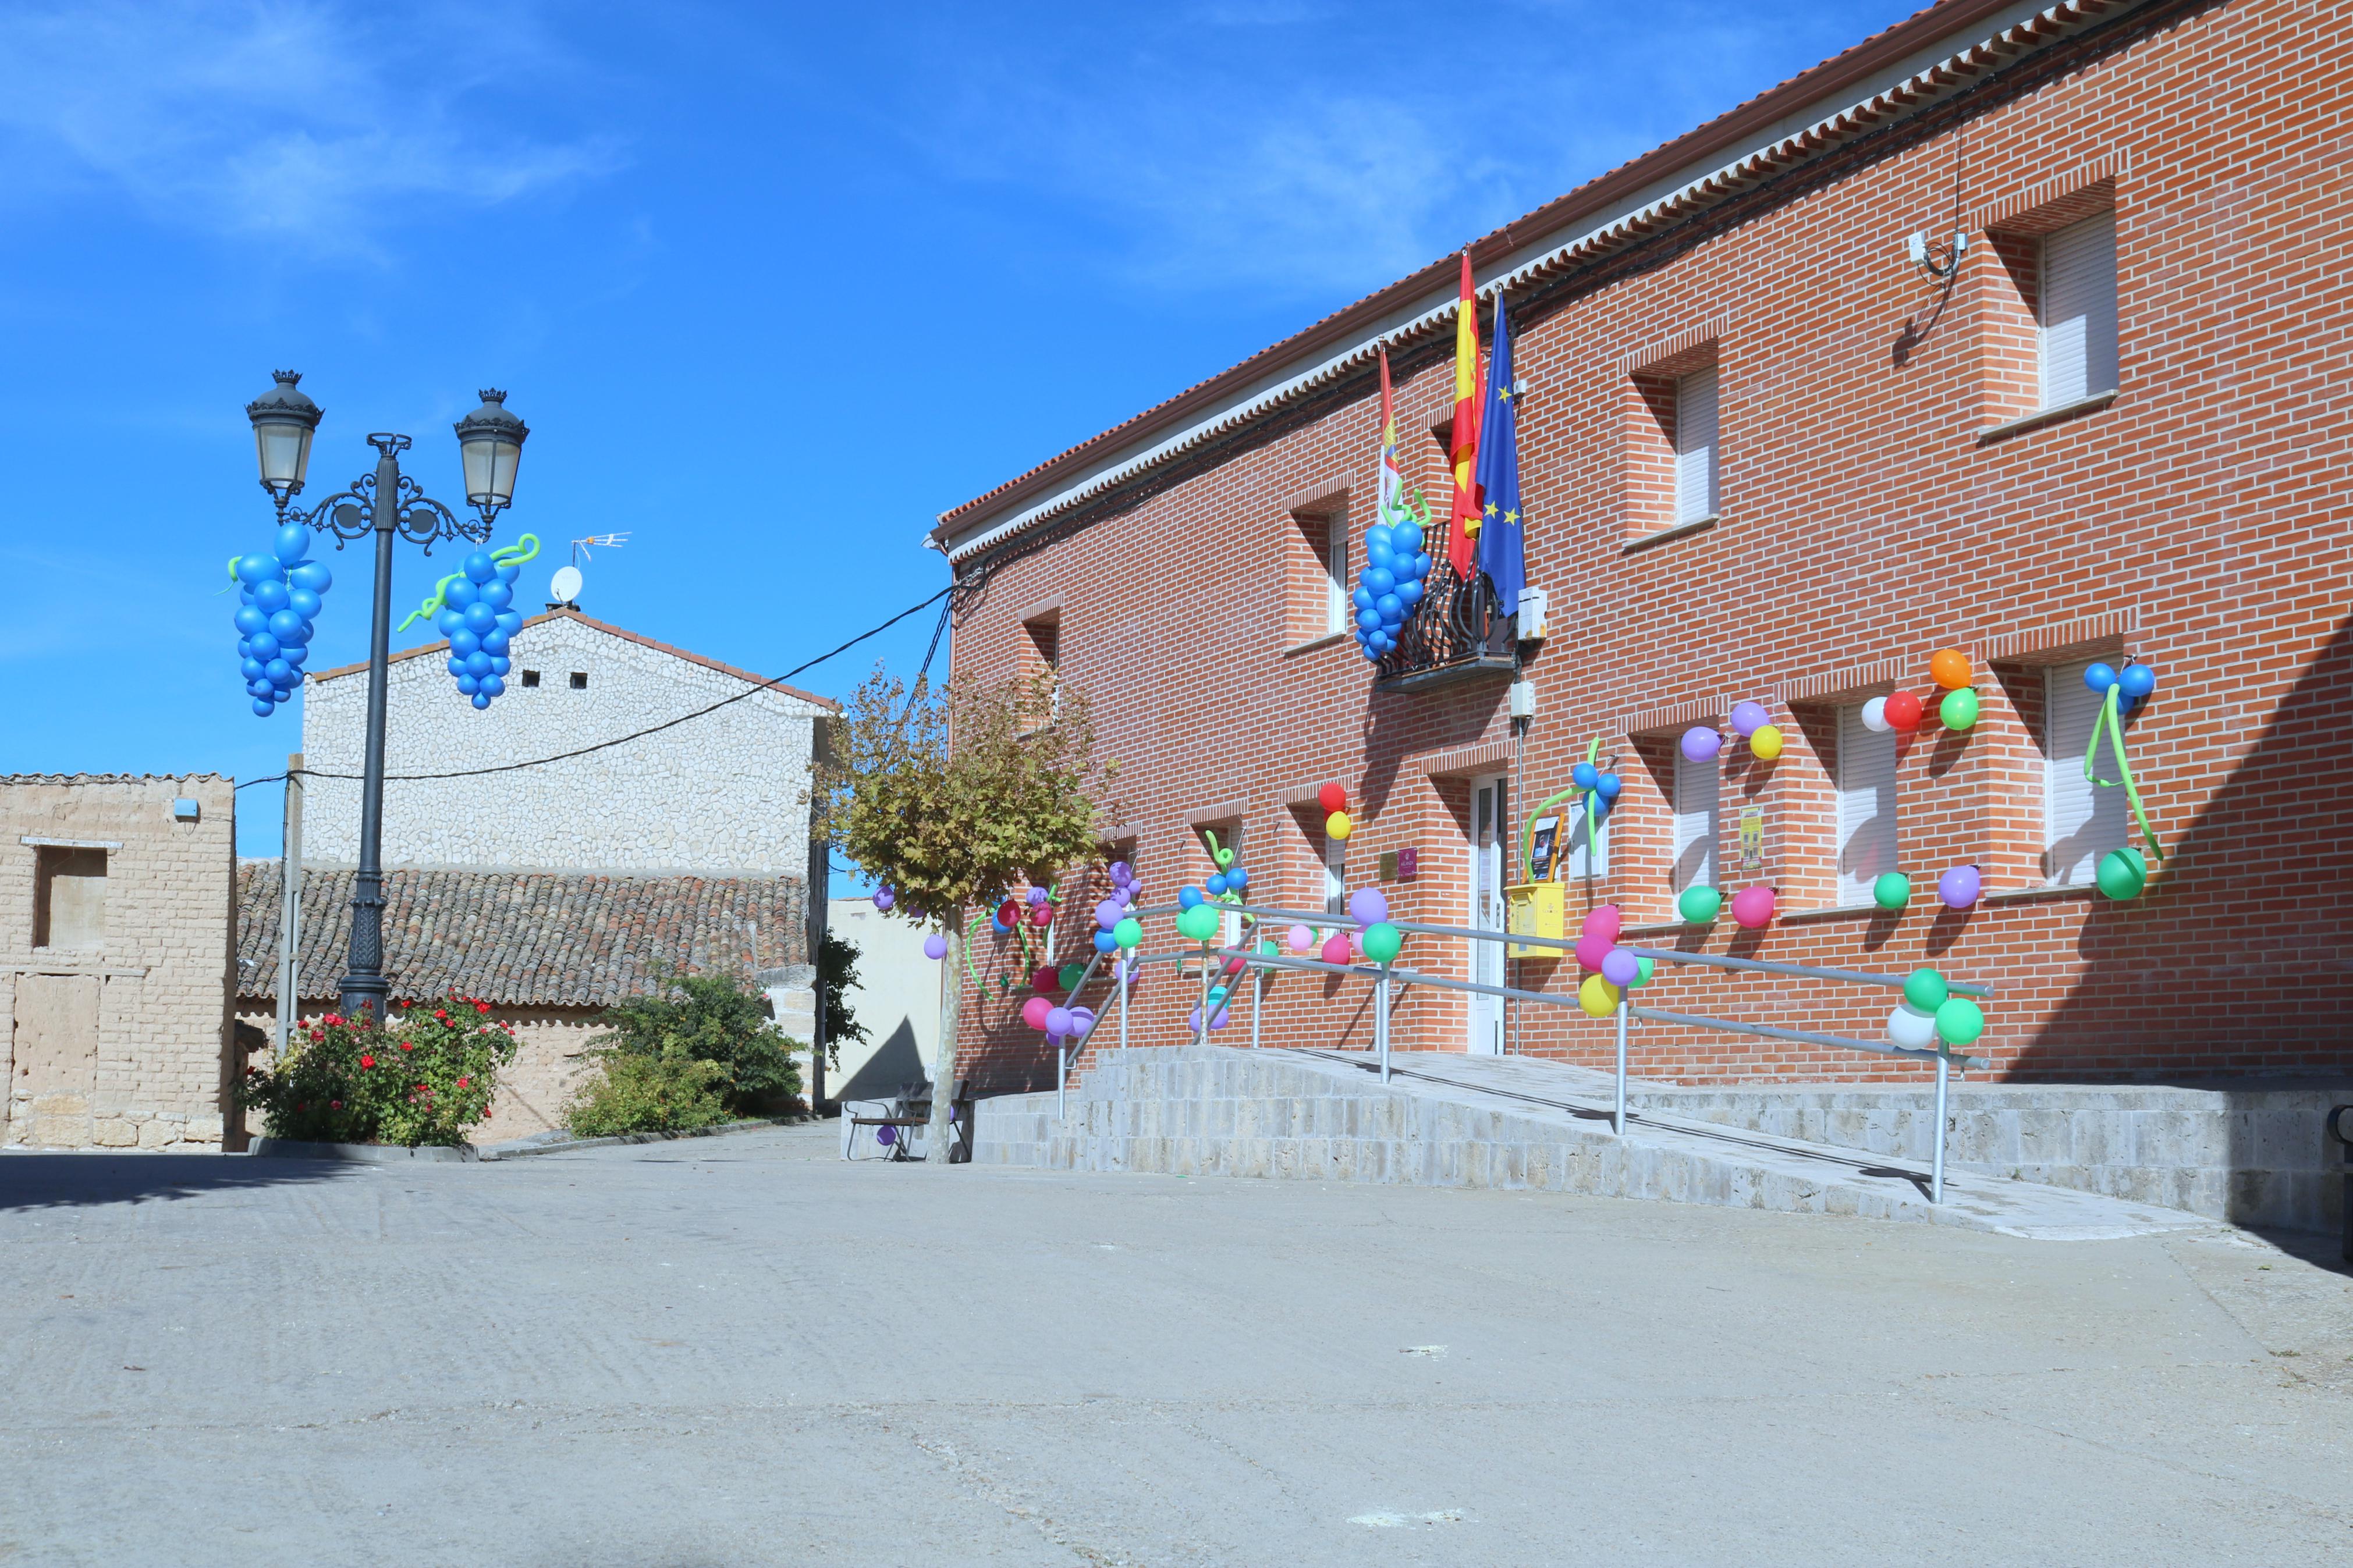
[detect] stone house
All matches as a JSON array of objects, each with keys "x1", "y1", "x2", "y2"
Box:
[
  {"x1": 237, "y1": 608, "x2": 837, "y2": 1135},
  {"x1": 1, "y1": 775, "x2": 238, "y2": 1149}
]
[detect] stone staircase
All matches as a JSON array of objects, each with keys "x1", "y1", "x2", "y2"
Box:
[{"x1": 971, "y1": 1046, "x2": 2234, "y2": 1240}]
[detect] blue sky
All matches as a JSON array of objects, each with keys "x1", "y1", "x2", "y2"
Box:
[{"x1": 0, "y1": 0, "x2": 1915, "y2": 860}]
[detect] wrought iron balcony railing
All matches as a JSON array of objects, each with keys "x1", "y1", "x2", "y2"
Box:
[{"x1": 1374, "y1": 568, "x2": 1517, "y2": 691}]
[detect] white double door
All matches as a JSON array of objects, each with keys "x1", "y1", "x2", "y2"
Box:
[{"x1": 1467, "y1": 773, "x2": 1507, "y2": 1055}]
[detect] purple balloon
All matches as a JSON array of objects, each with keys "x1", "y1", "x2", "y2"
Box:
[
  {"x1": 1046, "y1": 1007, "x2": 1073, "y2": 1035},
  {"x1": 1070, "y1": 1007, "x2": 1095, "y2": 1032},
  {"x1": 1025, "y1": 886, "x2": 1049, "y2": 907},
  {"x1": 1108, "y1": 861, "x2": 1133, "y2": 886},
  {"x1": 1094, "y1": 899, "x2": 1123, "y2": 930},
  {"x1": 1730, "y1": 701, "x2": 1772, "y2": 737},
  {"x1": 1208, "y1": 1008, "x2": 1231, "y2": 1031},
  {"x1": 922, "y1": 933, "x2": 948, "y2": 960},
  {"x1": 1347, "y1": 888, "x2": 1390, "y2": 927},
  {"x1": 871, "y1": 886, "x2": 895, "y2": 912},
  {"x1": 875, "y1": 1124, "x2": 897, "y2": 1147},
  {"x1": 1600, "y1": 947, "x2": 1640, "y2": 987},
  {"x1": 1937, "y1": 864, "x2": 1982, "y2": 909},
  {"x1": 1680, "y1": 727, "x2": 1723, "y2": 762}
]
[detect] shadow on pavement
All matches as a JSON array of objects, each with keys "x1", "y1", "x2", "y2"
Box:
[{"x1": 0, "y1": 1153, "x2": 365, "y2": 1213}]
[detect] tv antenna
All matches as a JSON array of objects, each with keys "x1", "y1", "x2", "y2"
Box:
[{"x1": 549, "y1": 532, "x2": 628, "y2": 608}]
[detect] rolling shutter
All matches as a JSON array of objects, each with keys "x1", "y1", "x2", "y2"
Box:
[
  {"x1": 1674, "y1": 366, "x2": 1719, "y2": 522},
  {"x1": 1837, "y1": 704, "x2": 1898, "y2": 906},
  {"x1": 2040, "y1": 210, "x2": 2118, "y2": 407}
]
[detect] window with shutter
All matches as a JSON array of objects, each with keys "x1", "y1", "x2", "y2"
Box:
[
  {"x1": 1672, "y1": 749, "x2": 1719, "y2": 891},
  {"x1": 1322, "y1": 831, "x2": 1346, "y2": 918},
  {"x1": 2039, "y1": 210, "x2": 2118, "y2": 407},
  {"x1": 1561, "y1": 798, "x2": 1607, "y2": 880},
  {"x1": 1674, "y1": 366, "x2": 1719, "y2": 522},
  {"x1": 1836, "y1": 704, "x2": 1897, "y2": 906},
  {"x1": 1323, "y1": 504, "x2": 1349, "y2": 636},
  {"x1": 2044, "y1": 662, "x2": 2130, "y2": 884}
]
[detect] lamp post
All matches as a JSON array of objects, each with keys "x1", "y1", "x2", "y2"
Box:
[{"x1": 244, "y1": 372, "x2": 528, "y2": 1022}]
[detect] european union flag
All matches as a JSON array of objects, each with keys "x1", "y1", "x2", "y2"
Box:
[{"x1": 1474, "y1": 293, "x2": 1526, "y2": 616}]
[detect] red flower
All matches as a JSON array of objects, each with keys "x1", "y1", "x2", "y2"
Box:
[
  {"x1": 456, "y1": 1076, "x2": 471, "y2": 1088},
  {"x1": 475, "y1": 1001, "x2": 491, "y2": 1015},
  {"x1": 483, "y1": 1109, "x2": 493, "y2": 1119},
  {"x1": 434, "y1": 1009, "x2": 448, "y2": 1021},
  {"x1": 323, "y1": 1013, "x2": 342, "y2": 1027},
  {"x1": 296, "y1": 1103, "x2": 306, "y2": 1111},
  {"x1": 416, "y1": 1083, "x2": 430, "y2": 1092},
  {"x1": 398, "y1": 1041, "x2": 413, "y2": 1052},
  {"x1": 331, "y1": 1100, "x2": 341, "y2": 1109},
  {"x1": 309, "y1": 1029, "x2": 324, "y2": 1043},
  {"x1": 359, "y1": 1054, "x2": 375, "y2": 1069}
]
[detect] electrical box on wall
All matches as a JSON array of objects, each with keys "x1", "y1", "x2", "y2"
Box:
[
  {"x1": 1509, "y1": 680, "x2": 1536, "y2": 719},
  {"x1": 1516, "y1": 586, "x2": 1548, "y2": 640}
]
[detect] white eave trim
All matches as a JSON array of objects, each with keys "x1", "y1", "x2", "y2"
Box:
[{"x1": 941, "y1": 0, "x2": 2135, "y2": 565}]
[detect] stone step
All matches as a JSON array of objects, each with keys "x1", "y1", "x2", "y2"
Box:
[{"x1": 971, "y1": 1046, "x2": 2217, "y2": 1240}]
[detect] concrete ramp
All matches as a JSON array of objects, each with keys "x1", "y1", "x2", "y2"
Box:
[{"x1": 972, "y1": 1046, "x2": 2212, "y2": 1240}]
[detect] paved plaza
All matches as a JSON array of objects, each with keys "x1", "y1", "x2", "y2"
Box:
[{"x1": 3, "y1": 1122, "x2": 2348, "y2": 1566}]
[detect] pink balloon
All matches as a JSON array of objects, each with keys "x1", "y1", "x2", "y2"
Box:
[
  {"x1": 1319, "y1": 933, "x2": 1353, "y2": 965},
  {"x1": 1020, "y1": 995, "x2": 1052, "y2": 1030},
  {"x1": 1581, "y1": 904, "x2": 1623, "y2": 943},
  {"x1": 1730, "y1": 886, "x2": 1777, "y2": 930},
  {"x1": 1286, "y1": 924, "x2": 1314, "y2": 953},
  {"x1": 1574, "y1": 933, "x2": 1614, "y2": 971}
]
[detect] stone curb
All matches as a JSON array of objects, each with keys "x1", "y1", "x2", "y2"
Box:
[
  {"x1": 251, "y1": 1138, "x2": 476, "y2": 1163},
  {"x1": 475, "y1": 1116, "x2": 807, "y2": 1162}
]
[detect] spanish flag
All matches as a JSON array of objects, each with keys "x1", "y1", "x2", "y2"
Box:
[{"x1": 1446, "y1": 250, "x2": 1483, "y2": 578}]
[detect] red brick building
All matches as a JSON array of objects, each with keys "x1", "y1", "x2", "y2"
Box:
[{"x1": 931, "y1": 0, "x2": 2353, "y2": 1087}]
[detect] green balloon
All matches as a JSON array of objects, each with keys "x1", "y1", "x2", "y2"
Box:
[
  {"x1": 1633, "y1": 956, "x2": 1654, "y2": 987},
  {"x1": 1903, "y1": 967, "x2": 1949, "y2": 1012},
  {"x1": 1257, "y1": 938, "x2": 1279, "y2": 957},
  {"x1": 1361, "y1": 922, "x2": 1403, "y2": 965},
  {"x1": 1933, "y1": 995, "x2": 1985, "y2": 1047},
  {"x1": 1113, "y1": 917, "x2": 1142, "y2": 950},
  {"x1": 1175, "y1": 904, "x2": 1220, "y2": 941},
  {"x1": 1939, "y1": 686, "x2": 1979, "y2": 731},
  {"x1": 1677, "y1": 884, "x2": 1722, "y2": 925},
  {"x1": 1872, "y1": 872, "x2": 1911, "y2": 912},
  {"x1": 2095, "y1": 847, "x2": 2147, "y2": 901},
  {"x1": 1058, "y1": 962, "x2": 1085, "y2": 992}
]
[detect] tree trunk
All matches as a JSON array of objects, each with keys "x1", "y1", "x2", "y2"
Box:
[{"x1": 925, "y1": 909, "x2": 963, "y2": 1162}]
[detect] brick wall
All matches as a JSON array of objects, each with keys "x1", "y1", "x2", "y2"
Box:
[
  {"x1": 938, "y1": 0, "x2": 2353, "y2": 1089},
  {"x1": 1, "y1": 776, "x2": 237, "y2": 1148}
]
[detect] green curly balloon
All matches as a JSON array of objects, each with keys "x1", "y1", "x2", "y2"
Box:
[{"x1": 396, "y1": 533, "x2": 542, "y2": 632}]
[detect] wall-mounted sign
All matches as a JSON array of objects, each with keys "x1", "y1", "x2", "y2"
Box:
[
  {"x1": 1738, "y1": 806, "x2": 1765, "y2": 870},
  {"x1": 1527, "y1": 815, "x2": 1561, "y2": 882}
]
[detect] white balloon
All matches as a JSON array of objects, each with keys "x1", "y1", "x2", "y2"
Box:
[
  {"x1": 1886, "y1": 1002, "x2": 1938, "y2": 1050},
  {"x1": 1861, "y1": 696, "x2": 1892, "y2": 733}
]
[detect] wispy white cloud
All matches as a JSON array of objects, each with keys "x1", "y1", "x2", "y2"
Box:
[{"x1": 0, "y1": 0, "x2": 622, "y2": 256}]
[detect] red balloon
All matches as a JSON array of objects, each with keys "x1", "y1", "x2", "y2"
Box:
[
  {"x1": 1574, "y1": 933, "x2": 1614, "y2": 971},
  {"x1": 1026, "y1": 903, "x2": 1054, "y2": 928},
  {"x1": 996, "y1": 899, "x2": 1021, "y2": 929},
  {"x1": 1884, "y1": 689, "x2": 1923, "y2": 731},
  {"x1": 1319, "y1": 933, "x2": 1352, "y2": 965},
  {"x1": 1020, "y1": 996, "x2": 1052, "y2": 1030},
  {"x1": 1317, "y1": 781, "x2": 1347, "y2": 813},
  {"x1": 1031, "y1": 965, "x2": 1061, "y2": 994}
]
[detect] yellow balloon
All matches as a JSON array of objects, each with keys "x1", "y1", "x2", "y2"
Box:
[
  {"x1": 1326, "y1": 810, "x2": 1353, "y2": 841},
  {"x1": 1749, "y1": 723, "x2": 1784, "y2": 762},
  {"x1": 1578, "y1": 973, "x2": 1621, "y2": 1018}
]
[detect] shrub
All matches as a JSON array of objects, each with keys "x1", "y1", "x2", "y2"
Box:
[
  {"x1": 562, "y1": 1051, "x2": 730, "y2": 1137},
  {"x1": 588, "y1": 970, "x2": 801, "y2": 1116},
  {"x1": 237, "y1": 996, "x2": 518, "y2": 1147}
]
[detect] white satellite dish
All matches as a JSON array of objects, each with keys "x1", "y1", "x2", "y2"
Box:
[{"x1": 549, "y1": 564, "x2": 583, "y2": 605}]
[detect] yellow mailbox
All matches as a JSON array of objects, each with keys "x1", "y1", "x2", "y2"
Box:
[{"x1": 1504, "y1": 881, "x2": 1566, "y2": 957}]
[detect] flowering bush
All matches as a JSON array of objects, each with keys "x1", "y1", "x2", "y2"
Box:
[
  {"x1": 237, "y1": 995, "x2": 519, "y2": 1147},
  {"x1": 563, "y1": 1051, "x2": 730, "y2": 1137}
]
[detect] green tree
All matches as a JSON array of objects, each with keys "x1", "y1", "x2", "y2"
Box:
[
  {"x1": 824, "y1": 667, "x2": 1109, "y2": 1160},
  {"x1": 818, "y1": 927, "x2": 868, "y2": 1071}
]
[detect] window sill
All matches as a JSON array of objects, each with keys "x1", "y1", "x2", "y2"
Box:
[
  {"x1": 1780, "y1": 901, "x2": 1890, "y2": 922},
  {"x1": 1978, "y1": 389, "x2": 2118, "y2": 445},
  {"x1": 1281, "y1": 630, "x2": 1354, "y2": 659},
  {"x1": 1623, "y1": 514, "x2": 1719, "y2": 555},
  {"x1": 1983, "y1": 880, "x2": 2099, "y2": 904}
]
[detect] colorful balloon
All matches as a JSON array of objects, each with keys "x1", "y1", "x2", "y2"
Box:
[
  {"x1": 1113, "y1": 918, "x2": 1143, "y2": 950},
  {"x1": 1886, "y1": 1002, "x2": 1938, "y2": 1050},
  {"x1": 922, "y1": 934, "x2": 948, "y2": 960},
  {"x1": 1730, "y1": 701, "x2": 1771, "y2": 737},
  {"x1": 1319, "y1": 933, "x2": 1353, "y2": 965},
  {"x1": 1176, "y1": 904, "x2": 1220, "y2": 941},
  {"x1": 2118, "y1": 663, "x2": 2156, "y2": 701},
  {"x1": 1286, "y1": 924, "x2": 1314, "y2": 953},
  {"x1": 1730, "y1": 885, "x2": 1776, "y2": 929},
  {"x1": 1318, "y1": 782, "x2": 1347, "y2": 813},
  {"x1": 1860, "y1": 696, "x2": 1891, "y2": 734},
  {"x1": 1677, "y1": 884, "x2": 1721, "y2": 924},
  {"x1": 1929, "y1": 649, "x2": 1973, "y2": 690},
  {"x1": 1749, "y1": 724, "x2": 1784, "y2": 762},
  {"x1": 1939, "y1": 687, "x2": 1979, "y2": 731},
  {"x1": 1933, "y1": 996, "x2": 1985, "y2": 1046},
  {"x1": 1600, "y1": 948, "x2": 1639, "y2": 987},
  {"x1": 1362, "y1": 923, "x2": 1403, "y2": 965},
  {"x1": 1883, "y1": 690, "x2": 1923, "y2": 731},
  {"x1": 1578, "y1": 974, "x2": 1621, "y2": 1019},
  {"x1": 1680, "y1": 727, "x2": 1723, "y2": 762},
  {"x1": 1937, "y1": 865, "x2": 1982, "y2": 909},
  {"x1": 1581, "y1": 904, "x2": 1622, "y2": 942},
  {"x1": 1021, "y1": 996, "x2": 1052, "y2": 1030},
  {"x1": 2095, "y1": 847, "x2": 2148, "y2": 901},
  {"x1": 1347, "y1": 888, "x2": 1390, "y2": 927},
  {"x1": 1872, "y1": 872, "x2": 1911, "y2": 912},
  {"x1": 1326, "y1": 810, "x2": 1353, "y2": 841},
  {"x1": 1573, "y1": 933, "x2": 1614, "y2": 972},
  {"x1": 2083, "y1": 663, "x2": 2118, "y2": 694},
  {"x1": 1903, "y1": 968, "x2": 1949, "y2": 1012}
]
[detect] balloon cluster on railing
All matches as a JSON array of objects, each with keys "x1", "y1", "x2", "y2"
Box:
[
  {"x1": 1885, "y1": 966, "x2": 1983, "y2": 1050},
  {"x1": 1352, "y1": 519, "x2": 1432, "y2": 661},
  {"x1": 1096, "y1": 861, "x2": 1145, "y2": 956},
  {"x1": 1570, "y1": 904, "x2": 1655, "y2": 1017},
  {"x1": 230, "y1": 525, "x2": 332, "y2": 717},
  {"x1": 429, "y1": 547, "x2": 529, "y2": 709}
]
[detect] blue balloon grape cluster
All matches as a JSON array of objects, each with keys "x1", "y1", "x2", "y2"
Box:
[
  {"x1": 434, "y1": 550, "x2": 526, "y2": 710},
  {"x1": 231, "y1": 525, "x2": 332, "y2": 717},
  {"x1": 1353, "y1": 518, "x2": 1431, "y2": 662}
]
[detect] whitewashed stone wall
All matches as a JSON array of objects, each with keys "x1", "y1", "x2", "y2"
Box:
[{"x1": 301, "y1": 614, "x2": 831, "y2": 874}]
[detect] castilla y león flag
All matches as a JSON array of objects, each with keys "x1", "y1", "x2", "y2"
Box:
[{"x1": 1446, "y1": 251, "x2": 1484, "y2": 579}]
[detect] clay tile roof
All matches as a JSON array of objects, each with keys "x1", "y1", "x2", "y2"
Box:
[{"x1": 234, "y1": 862, "x2": 810, "y2": 1009}]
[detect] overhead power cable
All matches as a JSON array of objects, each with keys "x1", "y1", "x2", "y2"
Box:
[{"x1": 235, "y1": 581, "x2": 952, "y2": 791}]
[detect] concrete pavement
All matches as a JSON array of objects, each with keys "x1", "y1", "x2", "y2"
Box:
[{"x1": 2, "y1": 1122, "x2": 2348, "y2": 1566}]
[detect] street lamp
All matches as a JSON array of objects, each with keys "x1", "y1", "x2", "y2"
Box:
[{"x1": 244, "y1": 372, "x2": 529, "y2": 1022}]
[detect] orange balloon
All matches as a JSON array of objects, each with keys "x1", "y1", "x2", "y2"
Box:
[{"x1": 1929, "y1": 649, "x2": 1972, "y2": 690}]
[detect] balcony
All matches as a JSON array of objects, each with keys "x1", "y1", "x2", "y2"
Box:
[{"x1": 1374, "y1": 569, "x2": 1518, "y2": 692}]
